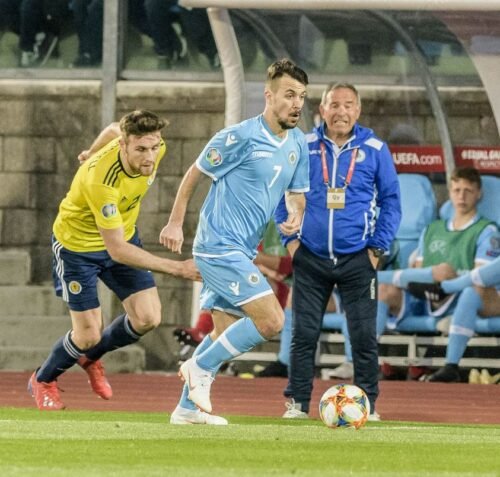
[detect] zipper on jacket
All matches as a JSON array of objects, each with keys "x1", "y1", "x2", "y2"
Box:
[
  {"x1": 325, "y1": 138, "x2": 357, "y2": 261},
  {"x1": 328, "y1": 146, "x2": 337, "y2": 261}
]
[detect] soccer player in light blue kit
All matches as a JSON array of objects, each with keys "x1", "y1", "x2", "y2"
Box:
[{"x1": 160, "y1": 59, "x2": 310, "y2": 424}]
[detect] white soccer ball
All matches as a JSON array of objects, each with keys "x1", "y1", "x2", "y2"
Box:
[{"x1": 318, "y1": 384, "x2": 370, "y2": 429}]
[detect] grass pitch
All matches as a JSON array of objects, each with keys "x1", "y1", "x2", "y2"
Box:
[{"x1": 0, "y1": 408, "x2": 499, "y2": 476}]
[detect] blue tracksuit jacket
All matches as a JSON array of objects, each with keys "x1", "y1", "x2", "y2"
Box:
[{"x1": 276, "y1": 122, "x2": 401, "y2": 259}]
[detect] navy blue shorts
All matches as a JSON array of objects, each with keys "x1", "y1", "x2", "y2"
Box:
[{"x1": 52, "y1": 230, "x2": 156, "y2": 312}]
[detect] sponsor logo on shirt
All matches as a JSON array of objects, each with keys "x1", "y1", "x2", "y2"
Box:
[
  {"x1": 206, "y1": 148, "x2": 223, "y2": 167},
  {"x1": 69, "y1": 281, "x2": 82, "y2": 295},
  {"x1": 101, "y1": 203, "x2": 117, "y2": 218},
  {"x1": 288, "y1": 151, "x2": 297, "y2": 165},
  {"x1": 252, "y1": 151, "x2": 273, "y2": 158},
  {"x1": 225, "y1": 133, "x2": 238, "y2": 146},
  {"x1": 229, "y1": 281, "x2": 240, "y2": 296}
]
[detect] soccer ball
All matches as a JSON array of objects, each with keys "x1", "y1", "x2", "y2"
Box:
[{"x1": 318, "y1": 384, "x2": 370, "y2": 429}]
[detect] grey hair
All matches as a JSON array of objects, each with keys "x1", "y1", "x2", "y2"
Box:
[{"x1": 321, "y1": 82, "x2": 361, "y2": 108}]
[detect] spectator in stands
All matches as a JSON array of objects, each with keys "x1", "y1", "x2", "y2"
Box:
[
  {"x1": 71, "y1": 1, "x2": 188, "y2": 68},
  {"x1": 371, "y1": 167, "x2": 498, "y2": 382},
  {"x1": 420, "y1": 250, "x2": 500, "y2": 382},
  {"x1": 142, "y1": 0, "x2": 188, "y2": 69},
  {"x1": 177, "y1": 5, "x2": 219, "y2": 69},
  {"x1": 71, "y1": 0, "x2": 103, "y2": 67},
  {"x1": 0, "y1": 0, "x2": 60, "y2": 67},
  {"x1": 276, "y1": 82, "x2": 401, "y2": 421}
]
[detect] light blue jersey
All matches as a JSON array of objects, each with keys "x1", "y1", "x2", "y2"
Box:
[{"x1": 193, "y1": 115, "x2": 310, "y2": 259}]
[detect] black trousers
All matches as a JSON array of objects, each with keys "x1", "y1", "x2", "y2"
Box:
[{"x1": 284, "y1": 243, "x2": 379, "y2": 413}]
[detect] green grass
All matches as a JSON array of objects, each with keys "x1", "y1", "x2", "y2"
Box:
[{"x1": 0, "y1": 408, "x2": 499, "y2": 476}]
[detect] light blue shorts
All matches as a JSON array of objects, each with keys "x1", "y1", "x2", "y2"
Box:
[{"x1": 194, "y1": 252, "x2": 274, "y2": 315}]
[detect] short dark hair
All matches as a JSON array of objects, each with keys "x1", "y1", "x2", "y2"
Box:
[
  {"x1": 321, "y1": 82, "x2": 361, "y2": 107},
  {"x1": 119, "y1": 110, "x2": 168, "y2": 138},
  {"x1": 450, "y1": 167, "x2": 482, "y2": 189},
  {"x1": 266, "y1": 58, "x2": 308, "y2": 87}
]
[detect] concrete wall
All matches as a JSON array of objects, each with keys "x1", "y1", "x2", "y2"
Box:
[{"x1": 0, "y1": 79, "x2": 497, "y2": 370}]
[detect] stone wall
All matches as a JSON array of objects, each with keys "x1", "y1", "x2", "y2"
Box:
[{"x1": 0, "y1": 79, "x2": 497, "y2": 369}]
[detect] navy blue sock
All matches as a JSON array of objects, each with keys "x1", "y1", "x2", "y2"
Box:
[
  {"x1": 85, "y1": 314, "x2": 142, "y2": 361},
  {"x1": 36, "y1": 330, "x2": 84, "y2": 383}
]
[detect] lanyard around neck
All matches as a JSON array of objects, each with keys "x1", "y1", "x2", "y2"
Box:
[{"x1": 319, "y1": 142, "x2": 358, "y2": 188}]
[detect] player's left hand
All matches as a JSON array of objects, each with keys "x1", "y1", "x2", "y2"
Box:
[{"x1": 279, "y1": 213, "x2": 302, "y2": 236}]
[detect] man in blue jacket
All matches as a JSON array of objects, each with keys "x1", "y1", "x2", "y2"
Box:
[{"x1": 276, "y1": 82, "x2": 401, "y2": 419}]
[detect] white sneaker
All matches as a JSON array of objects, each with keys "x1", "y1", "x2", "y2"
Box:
[
  {"x1": 469, "y1": 368, "x2": 481, "y2": 384},
  {"x1": 170, "y1": 406, "x2": 228, "y2": 425},
  {"x1": 368, "y1": 411, "x2": 381, "y2": 422},
  {"x1": 330, "y1": 361, "x2": 354, "y2": 379},
  {"x1": 480, "y1": 369, "x2": 500, "y2": 385},
  {"x1": 179, "y1": 358, "x2": 214, "y2": 413},
  {"x1": 282, "y1": 400, "x2": 309, "y2": 419}
]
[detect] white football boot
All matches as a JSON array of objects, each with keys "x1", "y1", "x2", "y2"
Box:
[
  {"x1": 179, "y1": 357, "x2": 214, "y2": 413},
  {"x1": 170, "y1": 406, "x2": 228, "y2": 425}
]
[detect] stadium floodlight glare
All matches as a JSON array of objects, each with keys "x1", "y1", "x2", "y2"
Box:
[{"x1": 181, "y1": 0, "x2": 500, "y2": 10}]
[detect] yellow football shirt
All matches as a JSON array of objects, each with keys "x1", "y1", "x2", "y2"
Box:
[{"x1": 53, "y1": 137, "x2": 166, "y2": 252}]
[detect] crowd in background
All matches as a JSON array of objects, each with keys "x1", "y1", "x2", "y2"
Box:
[{"x1": 0, "y1": 0, "x2": 218, "y2": 68}]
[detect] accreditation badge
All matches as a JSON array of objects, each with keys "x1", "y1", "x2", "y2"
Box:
[{"x1": 327, "y1": 188, "x2": 345, "y2": 209}]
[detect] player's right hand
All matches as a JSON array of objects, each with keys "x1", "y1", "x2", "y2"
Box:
[{"x1": 159, "y1": 222, "x2": 184, "y2": 254}]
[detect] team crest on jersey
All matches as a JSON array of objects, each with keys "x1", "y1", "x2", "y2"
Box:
[
  {"x1": 101, "y1": 203, "x2": 117, "y2": 218},
  {"x1": 206, "y1": 148, "x2": 223, "y2": 167},
  {"x1": 355, "y1": 149, "x2": 366, "y2": 163},
  {"x1": 288, "y1": 151, "x2": 298, "y2": 165},
  {"x1": 429, "y1": 239, "x2": 447, "y2": 255},
  {"x1": 68, "y1": 281, "x2": 82, "y2": 295},
  {"x1": 147, "y1": 170, "x2": 157, "y2": 186},
  {"x1": 248, "y1": 273, "x2": 260, "y2": 286}
]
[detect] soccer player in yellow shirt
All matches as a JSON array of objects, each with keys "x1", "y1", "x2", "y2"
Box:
[{"x1": 28, "y1": 110, "x2": 199, "y2": 410}]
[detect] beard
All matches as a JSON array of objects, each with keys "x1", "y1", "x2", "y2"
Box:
[{"x1": 277, "y1": 116, "x2": 299, "y2": 130}]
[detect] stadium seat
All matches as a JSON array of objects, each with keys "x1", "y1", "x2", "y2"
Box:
[
  {"x1": 396, "y1": 174, "x2": 437, "y2": 267},
  {"x1": 322, "y1": 312, "x2": 344, "y2": 331},
  {"x1": 476, "y1": 316, "x2": 500, "y2": 334}
]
